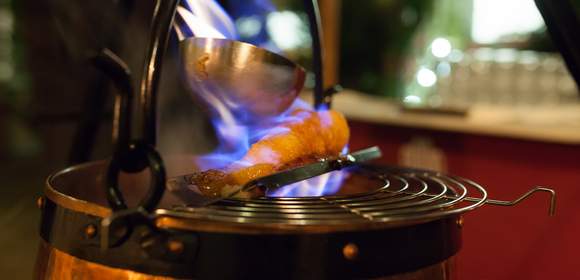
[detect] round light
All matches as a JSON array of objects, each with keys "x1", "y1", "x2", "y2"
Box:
[
  {"x1": 416, "y1": 68, "x2": 437, "y2": 87},
  {"x1": 436, "y1": 62, "x2": 452, "y2": 77},
  {"x1": 266, "y1": 11, "x2": 308, "y2": 50},
  {"x1": 236, "y1": 16, "x2": 262, "y2": 38},
  {"x1": 431, "y1": 38, "x2": 452, "y2": 58},
  {"x1": 448, "y1": 49, "x2": 464, "y2": 63}
]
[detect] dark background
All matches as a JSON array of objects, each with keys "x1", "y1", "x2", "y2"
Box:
[{"x1": 0, "y1": 1, "x2": 206, "y2": 277}]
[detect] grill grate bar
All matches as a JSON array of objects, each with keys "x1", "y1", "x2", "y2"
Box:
[
  {"x1": 320, "y1": 196, "x2": 375, "y2": 222},
  {"x1": 166, "y1": 166, "x2": 554, "y2": 225}
]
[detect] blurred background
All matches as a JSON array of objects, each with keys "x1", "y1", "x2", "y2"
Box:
[{"x1": 1, "y1": 0, "x2": 579, "y2": 279}]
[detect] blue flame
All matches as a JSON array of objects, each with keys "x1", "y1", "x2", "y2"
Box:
[
  {"x1": 267, "y1": 145, "x2": 350, "y2": 197},
  {"x1": 227, "y1": 0, "x2": 277, "y2": 47},
  {"x1": 180, "y1": 0, "x2": 238, "y2": 39},
  {"x1": 195, "y1": 98, "x2": 311, "y2": 170},
  {"x1": 195, "y1": 97, "x2": 348, "y2": 197},
  {"x1": 180, "y1": 0, "x2": 347, "y2": 197},
  {"x1": 268, "y1": 170, "x2": 348, "y2": 197}
]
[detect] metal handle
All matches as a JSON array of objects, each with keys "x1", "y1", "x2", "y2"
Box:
[
  {"x1": 304, "y1": 0, "x2": 328, "y2": 110},
  {"x1": 105, "y1": 0, "x2": 177, "y2": 209},
  {"x1": 92, "y1": 48, "x2": 168, "y2": 214},
  {"x1": 99, "y1": 0, "x2": 179, "y2": 249},
  {"x1": 140, "y1": 0, "x2": 180, "y2": 147},
  {"x1": 91, "y1": 47, "x2": 169, "y2": 249},
  {"x1": 90, "y1": 48, "x2": 133, "y2": 163},
  {"x1": 389, "y1": 181, "x2": 556, "y2": 217},
  {"x1": 477, "y1": 187, "x2": 557, "y2": 216}
]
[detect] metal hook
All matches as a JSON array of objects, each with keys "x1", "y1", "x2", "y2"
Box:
[
  {"x1": 476, "y1": 187, "x2": 557, "y2": 216},
  {"x1": 380, "y1": 173, "x2": 557, "y2": 217},
  {"x1": 90, "y1": 48, "x2": 133, "y2": 157}
]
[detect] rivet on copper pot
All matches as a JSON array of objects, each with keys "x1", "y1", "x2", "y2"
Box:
[
  {"x1": 84, "y1": 224, "x2": 97, "y2": 239},
  {"x1": 343, "y1": 243, "x2": 359, "y2": 261},
  {"x1": 167, "y1": 239, "x2": 184, "y2": 255},
  {"x1": 457, "y1": 217, "x2": 464, "y2": 228},
  {"x1": 36, "y1": 196, "x2": 45, "y2": 209}
]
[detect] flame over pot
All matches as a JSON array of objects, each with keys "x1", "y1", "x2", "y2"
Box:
[{"x1": 178, "y1": 0, "x2": 348, "y2": 197}]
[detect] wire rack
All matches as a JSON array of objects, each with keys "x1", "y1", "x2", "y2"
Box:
[{"x1": 169, "y1": 166, "x2": 556, "y2": 226}]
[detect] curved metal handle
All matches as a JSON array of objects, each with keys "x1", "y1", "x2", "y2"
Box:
[
  {"x1": 140, "y1": 0, "x2": 180, "y2": 147},
  {"x1": 92, "y1": 48, "x2": 168, "y2": 249},
  {"x1": 98, "y1": 0, "x2": 177, "y2": 219},
  {"x1": 92, "y1": 49, "x2": 167, "y2": 213},
  {"x1": 97, "y1": 0, "x2": 179, "y2": 250},
  {"x1": 303, "y1": 0, "x2": 327, "y2": 110},
  {"x1": 479, "y1": 187, "x2": 557, "y2": 216},
  {"x1": 90, "y1": 48, "x2": 134, "y2": 166}
]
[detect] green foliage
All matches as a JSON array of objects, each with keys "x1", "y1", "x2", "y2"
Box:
[{"x1": 339, "y1": 0, "x2": 434, "y2": 97}]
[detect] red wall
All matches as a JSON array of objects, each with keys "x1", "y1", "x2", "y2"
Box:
[{"x1": 348, "y1": 120, "x2": 580, "y2": 280}]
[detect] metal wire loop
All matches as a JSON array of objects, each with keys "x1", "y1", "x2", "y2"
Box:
[{"x1": 106, "y1": 141, "x2": 166, "y2": 213}]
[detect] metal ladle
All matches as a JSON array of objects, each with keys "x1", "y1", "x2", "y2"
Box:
[{"x1": 179, "y1": 38, "x2": 306, "y2": 124}]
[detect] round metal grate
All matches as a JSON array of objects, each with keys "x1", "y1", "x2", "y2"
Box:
[{"x1": 169, "y1": 165, "x2": 488, "y2": 226}]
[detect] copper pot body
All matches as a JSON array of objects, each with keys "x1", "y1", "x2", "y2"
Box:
[{"x1": 35, "y1": 241, "x2": 455, "y2": 280}]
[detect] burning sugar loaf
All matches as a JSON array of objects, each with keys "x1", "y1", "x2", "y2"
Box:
[
  {"x1": 178, "y1": 39, "x2": 350, "y2": 197},
  {"x1": 190, "y1": 98, "x2": 351, "y2": 198},
  {"x1": 173, "y1": 0, "x2": 351, "y2": 198}
]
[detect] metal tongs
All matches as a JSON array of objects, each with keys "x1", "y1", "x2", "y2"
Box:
[{"x1": 167, "y1": 146, "x2": 382, "y2": 207}]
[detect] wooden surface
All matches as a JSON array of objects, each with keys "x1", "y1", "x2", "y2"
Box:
[{"x1": 322, "y1": 90, "x2": 580, "y2": 145}]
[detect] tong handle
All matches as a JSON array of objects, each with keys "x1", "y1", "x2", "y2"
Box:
[{"x1": 242, "y1": 146, "x2": 382, "y2": 193}]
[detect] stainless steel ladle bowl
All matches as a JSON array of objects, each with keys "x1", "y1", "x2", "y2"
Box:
[{"x1": 180, "y1": 38, "x2": 306, "y2": 123}]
